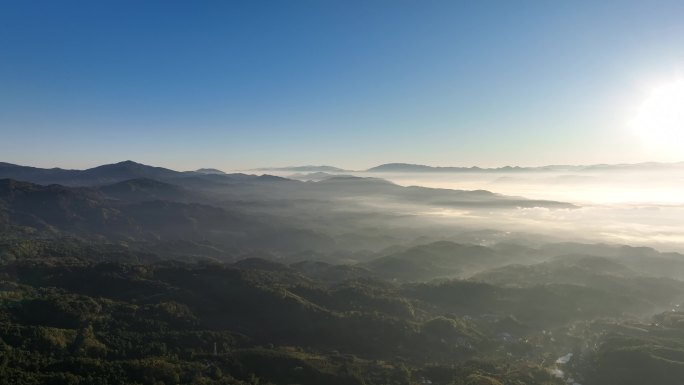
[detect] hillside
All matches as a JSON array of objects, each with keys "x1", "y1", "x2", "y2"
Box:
[{"x1": 3, "y1": 237, "x2": 674, "y2": 385}]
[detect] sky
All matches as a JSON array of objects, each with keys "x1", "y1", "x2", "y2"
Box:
[{"x1": 1, "y1": 0, "x2": 684, "y2": 171}]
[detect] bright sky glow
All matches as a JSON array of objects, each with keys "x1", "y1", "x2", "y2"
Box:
[{"x1": 633, "y1": 79, "x2": 684, "y2": 156}]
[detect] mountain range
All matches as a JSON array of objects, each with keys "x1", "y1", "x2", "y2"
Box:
[
  {"x1": 251, "y1": 165, "x2": 348, "y2": 172},
  {"x1": 250, "y1": 161, "x2": 684, "y2": 173},
  {"x1": 366, "y1": 161, "x2": 684, "y2": 173},
  {"x1": 3, "y1": 160, "x2": 684, "y2": 385},
  {"x1": 0, "y1": 160, "x2": 575, "y2": 261},
  {"x1": 6, "y1": 160, "x2": 682, "y2": 187},
  {"x1": 0, "y1": 160, "x2": 573, "y2": 209}
]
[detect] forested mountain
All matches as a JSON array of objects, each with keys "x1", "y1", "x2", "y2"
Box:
[
  {"x1": 1, "y1": 161, "x2": 684, "y2": 385},
  {"x1": 2, "y1": 237, "x2": 684, "y2": 384},
  {"x1": 0, "y1": 160, "x2": 575, "y2": 263},
  {"x1": 0, "y1": 161, "x2": 182, "y2": 186},
  {"x1": 0, "y1": 161, "x2": 573, "y2": 209}
]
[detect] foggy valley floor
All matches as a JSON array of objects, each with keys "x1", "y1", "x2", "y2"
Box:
[{"x1": 1, "y1": 161, "x2": 684, "y2": 384}]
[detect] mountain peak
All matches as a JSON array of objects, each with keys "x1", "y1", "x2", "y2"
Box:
[
  {"x1": 195, "y1": 168, "x2": 226, "y2": 175},
  {"x1": 118, "y1": 160, "x2": 140, "y2": 166},
  {"x1": 100, "y1": 160, "x2": 146, "y2": 169}
]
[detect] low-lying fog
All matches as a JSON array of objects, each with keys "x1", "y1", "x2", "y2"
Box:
[
  {"x1": 270, "y1": 169, "x2": 684, "y2": 253},
  {"x1": 371, "y1": 170, "x2": 684, "y2": 205}
]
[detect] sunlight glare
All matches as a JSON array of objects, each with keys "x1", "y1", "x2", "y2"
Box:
[{"x1": 632, "y1": 79, "x2": 684, "y2": 154}]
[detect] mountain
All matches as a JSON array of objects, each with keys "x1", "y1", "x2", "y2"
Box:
[
  {"x1": 288, "y1": 172, "x2": 352, "y2": 181},
  {"x1": 252, "y1": 165, "x2": 347, "y2": 172},
  {"x1": 0, "y1": 178, "x2": 256, "y2": 242},
  {"x1": 366, "y1": 241, "x2": 504, "y2": 281},
  {"x1": 582, "y1": 161, "x2": 684, "y2": 171},
  {"x1": 307, "y1": 176, "x2": 576, "y2": 209},
  {"x1": 0, "y1": 178, "x2": 117, "y2": 235},
  {"x1": 4, "y1": 250, "x2": 631, "y2": 384},
  {"x1": 195, "y1": 168, "x2": 226, "y2": 175},
  {"x1": 3, "y1": 165, "x2": 684, "y2": 385},
  {"x1": 0, "y1": 160, "x2": 184, "y2": 186},
  {"x1": 0, "y1": 161, "x2": 290, "y2": 191},
  {"x1": 367, "y1": 163, "x2": 482, "y2": 172},
  {"x1": 0, "y1": 162, "x2": 77, "y2": 184},
  {"x1": 98, "y1": 178, "x2": 200, "y2": 203},
  {"x1": 77, "y1": 160, "x2": 182, "y2": 184},
  {"x1": 0, "y1": 161, "x2": 577, "y2": 210},
  {"x1": 6, "y1": 160, "x2": 684, "y2": 189},
  {"x1": 367, "y1": 161, "x2": 684, "y2": 173}
]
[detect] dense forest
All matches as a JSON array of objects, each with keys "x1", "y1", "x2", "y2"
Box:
[
  {"x1": 2, "y1": 162, "x2": 684, "y2": 384},
  {"x1": 4, "y1": 237, "x2": 684, "y2": 385}
]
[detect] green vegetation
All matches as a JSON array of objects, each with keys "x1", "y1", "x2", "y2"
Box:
[
  {"x1": 1, "y1": 163, "x2": 684, "y2": 384},
  {"x1": 2, "y1": 237, "x2": 682, "y2": 384},
  {"x1": 0, "y1": 239, "x2": 573, "y2": 384}
]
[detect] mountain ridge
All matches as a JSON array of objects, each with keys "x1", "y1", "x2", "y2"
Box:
[
  {"x1": 366, "y1": 161, "x2": 684, "y2": 173},
  {"x1": 0, "y1": 161, "x2": 273, "y2": 187},
  {"x1": 0, "y1": 160, "x2": 578, "y2": 211},
  {"x1": 251, "y1": 165, "x2": 347, "y2": 172},
  {"x1": 5, "y1": 160, "x2": 684, "y2": 186}
]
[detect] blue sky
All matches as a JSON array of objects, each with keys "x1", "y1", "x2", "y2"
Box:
[{"x1": 1, "y1": 0, "x2": 684, "y2": 170}]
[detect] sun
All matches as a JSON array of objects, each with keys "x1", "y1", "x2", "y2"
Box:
[{"x1": 632, "y1": 79, "x2": 684, "y2": 154}]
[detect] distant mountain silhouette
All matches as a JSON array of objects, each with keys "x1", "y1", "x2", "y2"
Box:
[
  {"x1": 0, "y1": 162, "x2": 76, "y2": 184},
  {"x1": 252, "y1": 165, "x2": 347, "y2": 172},
  {"x1": 0, "y1": 160, "x2": 183, "y2": 186},
  {"x1": 195, "y1": 168, "x2": 226, "y2": 175},
  {"x1": 78, "y1": 160, "x2": 182, "y2": 183},
  {"x1": 306, "y1": 176, "x2": 576, "y2": 209},
  {"x1": 6, "y1": 160, "x2": 682, "y2": 189},
  {"x1": 0, "y1": 161, "x2": 302, "y2": 190},
  {"x1": 0, "y1": 161, "x2": 576, "y2": 210},
  {"x1": 287, "y1": 172, "x2": 352, "y2": 181},
  {"x1": 367, "y1": 161, "x2": 684, "y2": 173}
]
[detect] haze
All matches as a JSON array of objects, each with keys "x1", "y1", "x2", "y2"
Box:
[{"x1": 3, "y1": 2, "x2": 684, "y2": 385}]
